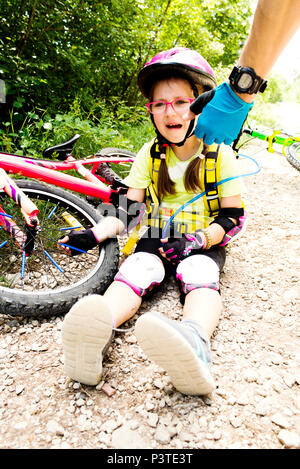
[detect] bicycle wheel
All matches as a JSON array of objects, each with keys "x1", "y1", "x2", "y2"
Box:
[
  {"x1": 95, "y1": 147, "x2": 136, "y2": 184},
  {"x1": 0, "y1": 180, "x2": 119, "y2": 317},
  {"x1": 285, "y1": 142, "x2": 300, "y2": 172}
]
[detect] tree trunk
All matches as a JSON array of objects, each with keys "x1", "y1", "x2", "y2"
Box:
[{"x1": 17, "y1": 0, "x2": 38, "y2": 57}]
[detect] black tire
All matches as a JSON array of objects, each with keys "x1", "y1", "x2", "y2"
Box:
[
  {"x1": 0, "y1": 180, "x2": 119, "y2": 317},
  {"x1": 286, "y1": 142, "x2": 300, "y2": 172},
  {"x1": 95, "y1": 147, "x2": 136, "y2": 184}
]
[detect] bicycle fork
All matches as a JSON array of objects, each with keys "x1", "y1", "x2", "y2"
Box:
[{"x1": 0, "y1": 168, "x2": 40, "y2": 255}]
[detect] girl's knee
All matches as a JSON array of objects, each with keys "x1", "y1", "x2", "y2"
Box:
[
  {"x1": 176, "y1": 254, "x2": 220, "y2": 295},
  {"x1": 114, "y1": 252, "x2": 165, "y2": 296}
]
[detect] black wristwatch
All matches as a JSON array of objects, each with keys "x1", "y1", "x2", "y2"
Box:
[{"x1": 229, "y1": 66, "x2": 268, "y2": 94}]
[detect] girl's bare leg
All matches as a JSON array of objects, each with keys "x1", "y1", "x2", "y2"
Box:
[
  {"x1": 183, "y1": 288, "x2": 223, "y2": 338},
  {"x1": 103, "y1": 281, "x2": 142, "y2": 327}
]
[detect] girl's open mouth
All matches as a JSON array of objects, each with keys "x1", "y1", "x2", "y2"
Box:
[{"x1": 166, "y1": 124, "x2": 182, "y2": 129}]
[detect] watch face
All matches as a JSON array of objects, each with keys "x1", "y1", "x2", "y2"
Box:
[{"x1": 237, "y1": 73, "x2": 253, "y2": 90}]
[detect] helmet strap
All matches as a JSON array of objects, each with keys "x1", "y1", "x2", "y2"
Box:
[
  {"x1": 150, "y1": 80, "x2": 198, "y2": 148},
  {"x1": 152, "y1": 115, "x2": 196, "y2": 148}
]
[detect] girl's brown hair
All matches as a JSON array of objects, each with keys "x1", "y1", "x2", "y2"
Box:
[{"x1": 157, "y1": 144, "x2": 208, "y2": 198}]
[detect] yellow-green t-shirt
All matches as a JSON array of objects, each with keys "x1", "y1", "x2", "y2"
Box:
[{"x1": 123, "y1": 139, "x2": 243, "y2": 232}]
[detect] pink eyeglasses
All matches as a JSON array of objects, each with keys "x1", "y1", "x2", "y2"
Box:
[{"x1": 146, "y1": 97, "x2": 194, "y2": 115}]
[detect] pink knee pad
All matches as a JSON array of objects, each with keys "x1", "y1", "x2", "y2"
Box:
[
  {"x1": 114, "y1": 252, "x2": 165, "y2": 296},
  {"x1": 176, "y1": 254, "x2": 220, "y2": 294}
]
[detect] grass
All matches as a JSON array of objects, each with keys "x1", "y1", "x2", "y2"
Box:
[{"x1": 0, "y1": 102, "x2": 156, "y2": 158}]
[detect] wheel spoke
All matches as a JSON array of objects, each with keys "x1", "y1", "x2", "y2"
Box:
[
  {"x1": 43, "y1": 249, "x2": 64, "y2": 273},
  {"x1": 0, "y1": 184, "x2": 104, "y2": 292}
]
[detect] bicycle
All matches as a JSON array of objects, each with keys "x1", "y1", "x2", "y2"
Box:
[
  {"x1": 0, "y1": 134, "x2": 136, "y2": 317},
  {"x1": 233, "y1": 125, "x2": 300, "y2": 172}
]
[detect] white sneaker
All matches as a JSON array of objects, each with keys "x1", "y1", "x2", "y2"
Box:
[
  {"x1": 62, "y1": 295, "x2": 113, "y2": 385},
  {"x1": 135, "y1": 312, "x2": 215, "y2": 395}
]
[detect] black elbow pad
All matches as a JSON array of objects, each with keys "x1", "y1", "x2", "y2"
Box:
[{"x1": 210, "y1": 207, "x2": 244, "y2": 233}]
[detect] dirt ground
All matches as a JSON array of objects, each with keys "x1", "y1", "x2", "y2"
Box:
[{"x1": 0, "y1": 141, "x2": 299, "y2": 450}]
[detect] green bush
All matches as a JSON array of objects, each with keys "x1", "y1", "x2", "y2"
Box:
[
  {"x1": 0, "y1": 0, "x2": 251, "y2": 127},
  {"x1": 0, "y1": 100, "x2": 155, "y2": 157}
]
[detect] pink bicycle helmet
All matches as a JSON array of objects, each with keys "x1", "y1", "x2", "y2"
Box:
[{"x1": 138, "y1": 47, "x2": 217, "y2": 98}]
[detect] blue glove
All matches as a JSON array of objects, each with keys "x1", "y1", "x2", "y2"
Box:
[{"x1": 192, "y1": 82, "x2": 254, "y2": 145}]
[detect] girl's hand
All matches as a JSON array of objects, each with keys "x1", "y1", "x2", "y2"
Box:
[
  {"x1": 58, "y1": 228, "x2": 99, "y2": 256},
  {"x1": 58, "y1": 235, "x2": 72, "y2": 255},
  {"x1": 159, "y1": 232, "x2": 206, "y2": 263},
  {"x1": 159, "y1": 238, "x2": 169, "y2": 260}
]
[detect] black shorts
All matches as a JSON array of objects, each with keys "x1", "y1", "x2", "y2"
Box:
[{"x1": 135, "y1": 227, "x2": 226, "y2": 302}]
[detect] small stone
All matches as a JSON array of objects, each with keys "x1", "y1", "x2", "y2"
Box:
[
  {"x1": 213, "y1": 430, "x2": 222, "y2": 440},
  {"x1": 145, "y1": 400, "x2": 155, "y2": 411},
  {"x1": 125, "y1": 334, "x2": 137, "y2": 344},
  {"x1": 255, "y1": 400, "x2": 270, "y2": 416},
  {"x1": 76, "y1": 398, "x2": 85, "y2": 407},
  {"x1": 101, "y1": 382, "x2": 116, "y2": 397},
  {"x1": 278, "y1": 430, "x2": 300, "y2": 448},
  {"x1": 271, "y1": 413, "x2": 290, "y2": 429},
  {"x1": 95, "y1": 380, "x2": 105, "y2": 391},
  {"x1": 77, "y1": 415, "x2": 92, "y2": 432},
  {"x1": 216, "y1": 387, "x2": 227, "y2": 397},
  {"x1": 236, "y1": 392, "x2": 249, "y2": 406},
  {"x1": 39, "y1": 344, "x2": 48, "y2": 352},
  {"x1": 154, "y1": 425, "x2": 171, "y2": 445},
  {"x1": 13, "y1": 421, "x2": 27, "y2": 431},
  {"x1": 98, "y1": 431, "x2": 111, "y2": 445},
  {"x1": 257, "y1": 290, "x2": 268, "y2": 301},
  {"x1": 31, "y1": 343, "x2": 40, "y2": 352},
  {"x1": 180, "y1": 431, "x2": 194, "y2": 442},
  {"x1": 147, "y1": 412, "x2": 159, "y2": 428},
  {"x1": 283, "y1": 375, "x2": 296, "y2": 388},
  {"x1": 129, "y1": 419, "x2": 139, "y2": 430},
  {"x1": 202, "y1": 396, "x2": 213, "y2": 406},
  {"x1": 111, "y1": 424, "x2": 150, "y2": 449},
  {"x1": 101, "y1": 418, "x2": 123, "y2": 434},
  {"x1": 229, "y1": 416, "x2": 242, "y2": 428},
  {"x1": 46, "y1": 419, "x2": 64, "y2": 436},
  {"x1": 269, "y1": 353, "x2": 282, "y2": 365},
  {"x1": 15, "y1": 385, "x2": 24, "y2": 395},
  {"x1": 153, "y1": 378, "x2": 165, "y2": 389}
]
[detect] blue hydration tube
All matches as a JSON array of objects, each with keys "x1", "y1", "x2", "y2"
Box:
[{"x1": 162, "y1": 153, "x2": 261, "y2": 239}]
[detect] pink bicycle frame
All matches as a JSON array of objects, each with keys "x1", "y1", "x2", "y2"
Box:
[
  {"x1": 0, "y1": 150, "x2": 134, "y2": 252},
  {"x1": 0, "y1": 152, "x2": 134, "y2": 203}
]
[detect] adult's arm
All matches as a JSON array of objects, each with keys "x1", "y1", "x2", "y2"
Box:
[
  {"x1": 188, "y1": 0, "x2": 300, "y2": 144},
  {"x1": 237, "y1": 0, "x2": 300, "y2": 103}
]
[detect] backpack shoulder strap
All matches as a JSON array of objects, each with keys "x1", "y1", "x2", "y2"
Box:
[
  {"x1": 148, "y1": 139, "x2": 170, "y2": 205},
  {"x1": 201, "y1": 143, "x2": 222, "y2": 218},
  {"x1": 148, "y1": 141, "x2": 222, "y2": 218},
  {"x1": 149, "y1": 140, "x2": 161, "y2": 188}
]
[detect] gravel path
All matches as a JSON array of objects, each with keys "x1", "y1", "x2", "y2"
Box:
[{"x1": 0, "y1": 141, "x2": 299, "y2": 449}]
